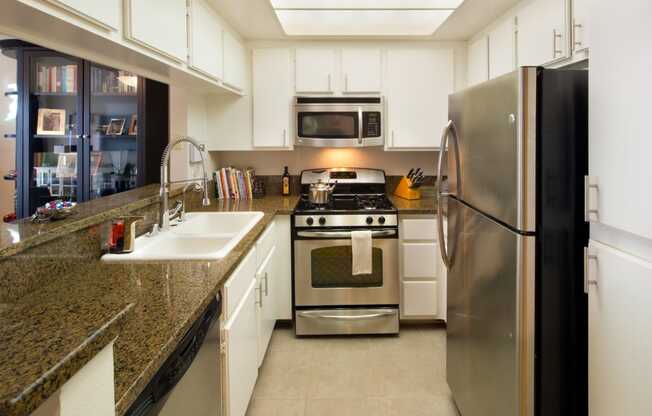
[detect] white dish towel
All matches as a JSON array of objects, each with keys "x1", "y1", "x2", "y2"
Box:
[{"x1": 351, "y1": 230, "x2": 373, "y2": 275}]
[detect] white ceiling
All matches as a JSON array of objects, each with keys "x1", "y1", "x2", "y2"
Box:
[{"x1": 209, "y1": 0, "x2": 519, "y2": 41}]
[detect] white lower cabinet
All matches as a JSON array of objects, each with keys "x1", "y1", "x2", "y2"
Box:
[
  {"x1": 222, "y1": 278, "x2": 258, "y2": 416},
  {"x1": 588, "y1": 240, "x2": 652, "y2": 416},
  {"x1": 256, "y1": 246, "x2": 277, "y2": 367},
  {"x1": 399, "y1": 216, "x2": 446, "y2": 320}
]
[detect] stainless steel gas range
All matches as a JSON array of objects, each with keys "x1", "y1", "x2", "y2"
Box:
[{"x1": 292, "y1": 168, "x2": 399, "y2": 336}]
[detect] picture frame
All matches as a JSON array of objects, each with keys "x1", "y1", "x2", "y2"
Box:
[
  {"x1": 128, "y1": 115, "x2": 138, "y2": 135},
  {"x1": 37, "y1": 108, "x2": 66, "y2": 136},
  {"x1": 106, "y1": 118, "x2": 126, "y2": 136}
]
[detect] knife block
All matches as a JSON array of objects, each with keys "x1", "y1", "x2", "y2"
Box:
[{"x1": 393, "y1": 177, "x2": 422, "y2": 200}]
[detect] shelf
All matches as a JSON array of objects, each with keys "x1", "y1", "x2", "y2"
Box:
[
  {"x1": 31, "y1": 92, "x2": 77, "y2": 96},
  {"x1": 91, "y1": 92, "x2": 137, "y2": 97},
  {"x1": 95, "y1": 134, "x2": 137, "y2": 139},
  {"x1": 33, "y1": 134, "x2": 77, "y2": 139}
]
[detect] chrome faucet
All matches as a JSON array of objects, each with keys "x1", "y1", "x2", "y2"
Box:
[{"x1": 158, "y1": 136, "x2": 211, "y2": 232}]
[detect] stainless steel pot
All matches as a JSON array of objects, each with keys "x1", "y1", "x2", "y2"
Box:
[{"x1": 308, "y1": 180, "x2": 337, "y2": 205}]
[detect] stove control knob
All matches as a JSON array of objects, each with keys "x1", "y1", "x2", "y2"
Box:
[
  {"x1": 366, "y1": 216, "x2": 374, "y2": 225},
  {"x1": 319, "y1": 217, "x2": 327, "y2": 225},
  {"x1": 306, "y1": 217, "x2": 314, "y2": 226},
  {"x1": 378, "y1": 216, "x2": 386, "y2": 225}
]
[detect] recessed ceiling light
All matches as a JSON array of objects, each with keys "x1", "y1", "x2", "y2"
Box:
[{"x1": 270, "y1": 0, "x2": 464, "y2": 36}]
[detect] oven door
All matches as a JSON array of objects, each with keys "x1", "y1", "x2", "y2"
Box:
[{"x1": 294, "y1": 229, "x2": 399, "y2": 307}]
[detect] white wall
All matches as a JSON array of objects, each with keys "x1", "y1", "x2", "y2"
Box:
[{"x1": 206, "y1": 39, "x2": 467, "y2": 175}]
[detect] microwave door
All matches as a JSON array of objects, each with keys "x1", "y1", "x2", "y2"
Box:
[{"x1": 296, "y1": 111, "x2": 360, "y2": 147}]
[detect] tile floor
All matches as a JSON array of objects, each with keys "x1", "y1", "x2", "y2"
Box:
[{"x1": 246, "y1": 323, "x2": 459, "y2": 416}]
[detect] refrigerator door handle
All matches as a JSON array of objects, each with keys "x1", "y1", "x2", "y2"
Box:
[{"x1": 437, "y1": 120, "x2": 461, "y2": 269}]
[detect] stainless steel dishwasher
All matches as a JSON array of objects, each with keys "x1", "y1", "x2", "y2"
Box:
[{"x1": 126, "y1": 296, "x2": 222, "y2": 416}]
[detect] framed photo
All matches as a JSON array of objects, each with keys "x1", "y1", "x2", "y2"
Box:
[
  {"x1": 37, "y1": 108, "x2": 66, "y2": 136},
  {"x1": 106, "y1": 118, "x2": 126, "y2": 136},
  {"x1": 128, "y1": 115, "x2": 138, "y2": 135}
]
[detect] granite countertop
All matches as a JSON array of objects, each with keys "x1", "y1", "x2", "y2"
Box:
[
  {"x1": 389, "y1": 187, "x2": 439, "y2": 215},
  {"x1": 0, "y1": 188, "x2": 298, "y2": 416}
]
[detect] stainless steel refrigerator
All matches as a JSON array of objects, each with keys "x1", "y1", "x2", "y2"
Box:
[{"x1": 436, "y1": 67, "x2": 588, "y2": 416}]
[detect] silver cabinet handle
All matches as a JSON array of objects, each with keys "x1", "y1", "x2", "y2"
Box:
[
  {"x1": 553, "y1": 29, "x2": 563, "y2": 57},
  {"x1": 255, "y1": 282, "x2": 263, "y2": 307},
  {"x1": 297, "y1": 229, "x2": 396, "y2": 239},
  {"x1": 327, "y1": 73, "x2": 332, "y2": 92},
  {"x1": 345, "y1": 73, "x2": 349, "y2": 92},
  {"x1": 583, "y1": 247, "x2": 598, "y2": 294},
  {"x1": 283, "y1": 129, "x2": 287, "y2": 147},
  {"x1": 391, "y1": 130, "x2": 395, "y2": 147},
  {"x1": 572, "y1": 19, "x2": 583, "y2": 50},
  {"x1": 436, "y1": 120, "x2": 461, "y2": 270},
  {"x1": 298, "y1": 311, "x2": 395, "y2": 320}
]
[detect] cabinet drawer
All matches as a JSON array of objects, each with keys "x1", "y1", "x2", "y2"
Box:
[
  {"x1": 401, "y1": 218, "x2": 437, "y2": 241},
  {"x1": 402, "y1": 242, "x2": 438, "y2": 279},
  {"x1": 402, "y1": 281, "x2": 438, "y2": 317},
  {"x1": 256, "y1": 220, "x2": 276, "y2": 267},
  {"x1": 223, "y1": 248, "x2": 256, "y2": 320}
]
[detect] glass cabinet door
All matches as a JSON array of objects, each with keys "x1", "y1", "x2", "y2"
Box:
[
  {"x1": 28, "y1": 53, "x2": 82, "y2": 214},
  {"x1": 87, "y1": 64, "x2": 139, "y2": 199}
]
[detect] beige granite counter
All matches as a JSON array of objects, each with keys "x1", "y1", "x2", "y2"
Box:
[{"x1": 389, "y1": 187, "x2": 440, "y2": 215}]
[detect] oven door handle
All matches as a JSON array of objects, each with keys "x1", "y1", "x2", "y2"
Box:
[
  {"x1": 297, "y1": 311, "x2": 396, "y2": 320},
  {"x1": 296, "y1": 229, "x2": 397, "y2": 238}
]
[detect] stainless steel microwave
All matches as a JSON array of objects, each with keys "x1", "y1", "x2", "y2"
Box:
[{"x1": 294, "y1": 96, "x2": 384, "y2": 148}]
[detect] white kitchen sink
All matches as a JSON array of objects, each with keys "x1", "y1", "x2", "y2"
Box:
[{"x1": 101, "y1": 211, "x2": 264, "y2": 262}]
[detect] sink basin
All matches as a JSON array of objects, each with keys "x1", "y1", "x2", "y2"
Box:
[{"x1": 101, "y1": 211, "x2": 264, "y2": 262}]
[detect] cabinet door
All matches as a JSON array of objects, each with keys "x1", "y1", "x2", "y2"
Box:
[
  {"x1": 188, "y1": 0, "x2": 223, "y2": 80},
  {"x1": 253, "y1": 49, "x2": 292, "y2": 148},
  {"x1": 295, "y1": 49, "x2": 335, "y2": 93},
  {"x1": 589, "y1": 1, "x2": 652, "y2": 241},
  {"x1": 467, "y1": 37, "x2": 488, "y2": 87},
  {"x1": 588, "y1": 241, "x2": 652, "y2": 416},
  {"x1": 489, "y1": 17, "x2": 516, "y2": 79},
  {"x1": 385, "y1": 49, "x2": 453, "y2": 149},
  {"x1": 223, "y1": 279, "x2": 258, "y2": 416},
  {"x1": 223, "y1": 31, "x2": 246, "y2": 91},
  {"x1": 256, "y1": 246, "x2": 277, "y2": 367},
  {"x1": 273, "y1": 216, "x2": 293, "y2": 320},
  {"x1": 402, "y1": 281, "x2": 438, "y2": 317},
  {"x1": 126, "y1": 0, "x2": 187, "y2": 62},
  {"x1": 223, "y1": 249, "x2": 257, "y2": 321},
  {"x1": 572, "y1": 0, "x2": 590, "y2": 53},
  {"x1": 402, "y1": 242, "x2": 438, "y2": 279},
  {"x1": 341, "y1": 49, "x2": 381, "y2": 93},
  {"x1": 517, "y1": 0, "x2": 568, "y2": 66},
  {"x1": 43, "y1": 0, "x2": 121, "y2": 31}
]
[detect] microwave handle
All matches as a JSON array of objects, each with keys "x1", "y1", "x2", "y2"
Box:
[{"x1": 358, "y1": 107, "x2": 363, "y2": 145}]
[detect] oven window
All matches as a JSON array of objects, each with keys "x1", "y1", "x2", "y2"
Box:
[
  {"x1": 310, "y1": 246, "x2": 383, "y2": 288},
  {"x1": 298, "y1": 112, "x2": 358, "y2": 139}
]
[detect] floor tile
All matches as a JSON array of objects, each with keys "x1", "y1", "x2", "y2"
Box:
[
  {"x1": 305, "y1": 398, "x2": 388, "y2": 416},
  {"x1": 246, "y1": 399, "x2": 306, "y2": 416}
]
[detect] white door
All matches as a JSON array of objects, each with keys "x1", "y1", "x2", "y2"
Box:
[
  {"x1": 467, "y1": 37, "x2": 488, "y2": 87},
  {"x1": 273, "y1": 216, "x2": 293, "y2": 320},
  {"x1": 188, "y1": 0, "x2": 223, "y2": 80},
  {"x1": 517, "y1": 0, "x2": 568, "y2": 66},
  {"x1": 256, "y1": 246, "x2": 277, "y2": 367},
  {"x1": 295, "y1": 49, "x2": 335, "y2": 93},
  {"x1": 572, "y1": 0, "x2": 590, "y2": 53},
  {"x1": 222, "y1": 279, "x2": 258, "y2": 416},
  {"x1": 253, "y1": 49, "x2": 292, "y2": 148},
  {"x1": 489, "y1": 17, "x2": 516, "y2": 79},
  {"x1": 589, "y1": 0, "x2": 652, "y2": 241},
  {"x1": 341, "y1": 49, "x2": 382, "y2": 93},
  {"x1": 223, "y1": 31, "x2": 246, "y2": 91},
  {"x1": 44, "y1": 0, "x2": 121, "y2": 30},
  {"x1": 126, "y1": 0, "x2": 187, "y2": 62},
  {"x1": 588, "y1": 240, "x2": 652, "y2": 416},
  {"x1": 385, "y1": 49, "x2": 453, "y2": 149}
]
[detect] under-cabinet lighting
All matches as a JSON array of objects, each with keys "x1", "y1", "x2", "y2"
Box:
[{"x1": 271, "y1": 0, "x2": 464, "y2": 9}]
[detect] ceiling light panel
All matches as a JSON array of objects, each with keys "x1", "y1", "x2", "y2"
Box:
[
  {"x1": 271, "y1": 0, "x2": 464, "y2": 9},
  {"x1": 274, "y1": 9, "x2": 454, "y2": 36}
]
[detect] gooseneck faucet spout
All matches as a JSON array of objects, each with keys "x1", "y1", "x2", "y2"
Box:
[{"x1": 159, "y1": 136, "x2": 211, "y2": 232}]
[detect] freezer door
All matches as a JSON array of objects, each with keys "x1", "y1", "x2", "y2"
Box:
[
  {"x1": 447, "y1": 67, "x2": 537, "y2": 232},
  {"x1": 446, "y1": 197, "x2": 535, "y2": 416}
]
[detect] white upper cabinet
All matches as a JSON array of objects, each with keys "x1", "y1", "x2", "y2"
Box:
[
  {"x1": 295, "y1": 49, "x2": 336, "y2": 93},
  {"x1": 467, "y1": 37, "x2": 489, "y2": 87},
  {"x1": 385, "y1": 49, "x2": 453, "y2": 149},
  {"x1": 223, "y1": 31, "x2": 247, "y2": 91},
  {"x1": 341, "y1": 49, "x2": 382, "y2": 93},
  {"x1": 126, "y1": 0, "x2": 188, "y2": 62},
  {"x1": 489, "y1": 17, "x2": 516, "y2": 79},
  {"x1": 572, "y1": 0, "x2": 590, "y2": 53},
  {"x1": 253, "y1": 49, "x2": 293, "y2": 148},
  {"x1": 44, "y1": 0, "x2": 121, "y2": 31},
  {"x1": 589, "y1": 0, "x2": 652, "y2": 242},
  {"x1": 188, "y1": 0, "x2": 223, "y2": 80},
  {"x1": 517, "y1": 0, "x2": 568, "y2": 66}
]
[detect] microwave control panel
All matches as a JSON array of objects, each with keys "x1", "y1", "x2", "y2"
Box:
[{"x1": 363, "y1": 112, "x2": 382, "y2": 138}]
